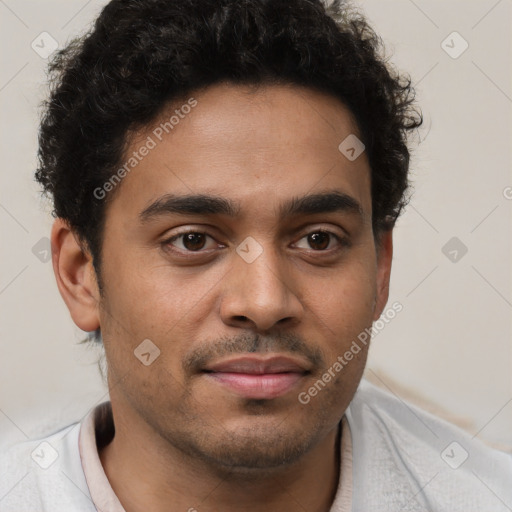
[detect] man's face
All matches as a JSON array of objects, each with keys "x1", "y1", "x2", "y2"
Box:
[{"x1": 95, "y1": 83, "x2": 391, "y2": 470}]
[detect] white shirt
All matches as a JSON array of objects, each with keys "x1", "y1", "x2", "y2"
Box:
[{"x1": 1, "y1": 379, "x2": 510, "y2": 511}]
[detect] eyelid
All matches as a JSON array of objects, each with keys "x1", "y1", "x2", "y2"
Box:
[
  {"x1": 163, "y1": 229, "x2": 221, "y2": 250},
  {"x1": 293, "y1": 229, "x2": 349, "y2": 250},
  {"x1": 293, "y1": 221, "x2": 350, "y2": 239}
]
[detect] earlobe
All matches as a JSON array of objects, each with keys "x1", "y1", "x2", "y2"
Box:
[
  {"x1": 373, "y1": 229, "x2": 393, "y2": 321},
  {"x1": 50, "y1": 218, "x2": 101, "y2": 332}
]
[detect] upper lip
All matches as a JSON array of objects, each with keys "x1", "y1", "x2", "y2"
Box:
[{"x1": 203, "y1": 355, "x2": 311, "y2": 374}]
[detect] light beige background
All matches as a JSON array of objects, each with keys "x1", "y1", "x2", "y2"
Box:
[{"x1": 1, "y1": 0, "x2": 511, "y2": 449}]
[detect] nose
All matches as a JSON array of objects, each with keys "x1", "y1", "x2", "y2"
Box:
[{"x1": 219, "y1": 243, "x2": 304, "y2": 333}]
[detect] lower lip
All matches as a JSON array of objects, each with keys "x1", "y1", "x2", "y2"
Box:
[{"x1": 205, "y1": 372, "x2": 305, "y2": 399}]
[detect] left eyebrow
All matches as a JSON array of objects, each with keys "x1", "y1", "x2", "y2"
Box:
[
  {"x1": 278, "y1": 191, "x2": 364, "y2": 220},
  {"x1": 138, "y1": 190, "x2": 364, "y2": 223}
]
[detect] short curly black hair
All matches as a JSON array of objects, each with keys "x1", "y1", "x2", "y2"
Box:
[{"x1": 36, "y1": 0, "x2": 422, "y2": 294}]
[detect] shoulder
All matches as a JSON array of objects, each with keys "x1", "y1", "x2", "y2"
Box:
[
  {"x1": 345, "y1": 378, "x2": 512, "y2": 511},
  {"x1": 0, "y1": 419, "x2": 95, "y2": 512}
]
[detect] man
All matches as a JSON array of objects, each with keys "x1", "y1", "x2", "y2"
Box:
[{"x1": 1, "y1": 0, "x2": 511, "y2": 510}]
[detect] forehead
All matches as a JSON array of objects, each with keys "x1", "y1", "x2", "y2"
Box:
[{"x1": 106, "y1": 82, "x2": 372, "y2": 223}]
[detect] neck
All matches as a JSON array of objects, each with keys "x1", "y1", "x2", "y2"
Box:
[{"x1": 98, "y1": 403, "x2": 342, "y2": 512}]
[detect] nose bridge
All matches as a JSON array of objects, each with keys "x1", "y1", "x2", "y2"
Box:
[
  {"x1": 220, "y1": 236, "x2": 303, "y2": 331},
  {"x1": 240, "y1": 240, "x2": 287, "y2": 298}
]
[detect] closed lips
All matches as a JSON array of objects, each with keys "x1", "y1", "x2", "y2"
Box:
[{"x1": 202, "y1": 356, "x2": 311, "y2": 375}]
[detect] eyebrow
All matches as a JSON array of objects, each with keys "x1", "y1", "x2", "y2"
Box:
[{"x1": 139, "y1": 190, "x2": 364, "y2": 223}]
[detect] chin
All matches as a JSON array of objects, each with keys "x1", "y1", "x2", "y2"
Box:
[{"x1": 187, "y1": 420, "x2": 323, "y2": 473}]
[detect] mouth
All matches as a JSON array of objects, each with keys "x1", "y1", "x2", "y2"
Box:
[{"x1": 201, "y1": 355, "x2": 311, "y2": 400}]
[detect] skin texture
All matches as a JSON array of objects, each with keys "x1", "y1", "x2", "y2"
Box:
[{"x1": 51, "y1": 83, "x2": 393, "y2": 512}]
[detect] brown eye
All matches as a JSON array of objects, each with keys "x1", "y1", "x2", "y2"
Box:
[
  {"x1": 182, "y1": 232, "x2": 207, "y2": 251},
  {"x1": 293, "y1": 229, "x2": 350, "y2": 254},
  {"x1": 307, "y1": 232, "x2": 331, "y2": 250},
  {"x1": 165, "y1": 231, "x2": 217, "y2": 252}
]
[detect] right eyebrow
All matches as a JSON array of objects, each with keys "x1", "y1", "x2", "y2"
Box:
[{"x1": 139, "y1": 194, "x2": 240, "y2": 223}]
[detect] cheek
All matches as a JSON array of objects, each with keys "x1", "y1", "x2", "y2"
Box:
[
  {"x1": 101, "y1": 253, "x2": 212, "y2": 333},
  {"x1": 303, "y1": 256, "x2": 377, "y2": 351},
  {"x1": 309, "y1": 252, "x2": 376, "y2": 307},
  {"x1": 98, "y1": 256, "x2": 225, "y2": 383}
]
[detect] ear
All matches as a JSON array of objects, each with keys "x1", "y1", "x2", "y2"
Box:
[
  {"x1": 50, "y1": 218, "x2": 101, "y2": 332},
  {"x1": 373, "y1": 229, "x2": 393, "y2": 321}
]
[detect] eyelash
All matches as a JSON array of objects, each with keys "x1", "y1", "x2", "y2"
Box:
[{"x1": 161, "y1": 229, "x2": 350, "y2": 256}]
